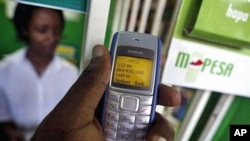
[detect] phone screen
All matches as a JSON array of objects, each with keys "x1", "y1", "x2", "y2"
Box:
[{"x1": 112, "y1": 55, "x2": 153, "y2": 88}]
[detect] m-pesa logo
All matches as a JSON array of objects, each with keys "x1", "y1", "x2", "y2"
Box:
[{"x1": 175, "y1": 52, "x2": 234, "y2": 82}]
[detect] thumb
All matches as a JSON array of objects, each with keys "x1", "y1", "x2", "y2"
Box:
[{"x1": 73, "y1": 44, "x2": 111, "y2": 110}]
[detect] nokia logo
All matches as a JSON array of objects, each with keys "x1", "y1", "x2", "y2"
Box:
[{"x1": 127, "y1": 49, "x2": 143, "y2": 55}]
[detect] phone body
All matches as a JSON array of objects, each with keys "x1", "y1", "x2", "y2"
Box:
[{"x1": 101, "y1": 31, "x2": 161, "y2": 141}]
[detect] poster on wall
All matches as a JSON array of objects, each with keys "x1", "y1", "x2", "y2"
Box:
[
  {"x1": 13, "y1": 0, "x2": 88, "y2": 12},
  {"x1": 162, "y1": 0, "x2": 250, "y2": 98}
]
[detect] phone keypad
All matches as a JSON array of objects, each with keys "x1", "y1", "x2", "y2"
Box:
[{"x1": 104, "y1": 90, "x2": 153, "y2": 141}]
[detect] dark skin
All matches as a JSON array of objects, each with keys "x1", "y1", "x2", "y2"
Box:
[
  {"x1": 0, "y1": 122, "x2": 25, "y2": 141},
  {"x1": 25, "y1": 8, "x2": 62, "y2": 76},
  {"x1": 31, "y1": 45, "x2": 181, "y2": 141}
]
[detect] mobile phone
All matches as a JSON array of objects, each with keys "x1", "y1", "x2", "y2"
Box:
[{"x1": 101, "y1": 31, "x2": 161, "y2": 141}]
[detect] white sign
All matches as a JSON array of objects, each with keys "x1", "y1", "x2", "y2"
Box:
[{"x1": 162, "y1": 38, "x2": 250, "y2": 97}]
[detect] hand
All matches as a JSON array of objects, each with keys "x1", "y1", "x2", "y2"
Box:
[
  {"x1": 0, "y1": 122, "x2": 25, "y2": 141},
  {"x1": 31, "y1": 45, "x2": 181, "y2": 141}
]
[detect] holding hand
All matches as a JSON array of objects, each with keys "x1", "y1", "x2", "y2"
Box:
[{"x1": 31, "y1": 45, "x2": 181, "y2": 141}]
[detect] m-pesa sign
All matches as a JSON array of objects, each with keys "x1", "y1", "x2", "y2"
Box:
[
  {"x1": 175, "y1": 51, "x2": 234, "y2": 83},
  {"x1": 162, "y1": 38, "x2": 250, "y2": 97}
]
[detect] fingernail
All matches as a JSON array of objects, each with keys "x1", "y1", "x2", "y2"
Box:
[{"x1": 93, "y1": 46, "x2": 103, "y2": 57}]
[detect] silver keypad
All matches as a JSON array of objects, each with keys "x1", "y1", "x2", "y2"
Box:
[{"x1": 104, "y1": 90, "x2": 153, "y2": 141}]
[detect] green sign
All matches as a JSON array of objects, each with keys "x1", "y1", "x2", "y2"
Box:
[
  {"x1": 185, "y1": 0, "x2": 250, "y2": 48},
  {"x1": 16, "y1": 0, "x2": 88, "y2": 12}
]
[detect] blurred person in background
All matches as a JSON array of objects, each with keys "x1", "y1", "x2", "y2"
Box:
[{"x1": 0, "y1": 3, "x2": 78, "y2": 141}]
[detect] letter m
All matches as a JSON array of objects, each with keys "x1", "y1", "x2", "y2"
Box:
[{"x1": 175, "y1": 52, "x2": 189, "y2": 69}]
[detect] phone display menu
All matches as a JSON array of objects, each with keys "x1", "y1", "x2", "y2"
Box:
[{"x1": 112, "y1": 55, "x2": 153, "y2": 88}]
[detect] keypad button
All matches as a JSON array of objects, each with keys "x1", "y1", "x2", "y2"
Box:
[
  {"x1": 118, "y1": 122, "x2": 134, "y2": 132},
  {"x1": 105, "y1": 120, "x2": 118, "y2": 130},
  {"x1": 136, "y1": 115, "x2": 150, "y2": 124},
  {"x1": 135, "y1": 124, "x2": 148, "y2": 132},
  {"x1": 139, "y1": 95, "x2": 153, "y2": 105},
  {"x1": 104, "y1": 129, "x2": 116, "y2": 139},
  {"x1": 107, "y1": 100, "x2": 119, "y2": 111},
  {"x1": 117, "y1": 132, "x2": 133, "y2": 140},
  {"x1": 108, "y1": 91, "x2": 122, "y2": 102},
  {"x1": 106, "y1": 110, "x2": 119, "y2": 121},
  {"x1": 138, "y1": 106, "x2": 151, "y2": 115},
  {"x1": 119, "y1": 113, "x2": 135, "y2": 123},
  {"x1": 120, "y1": 95, "x2": 139, "y2": 112}
]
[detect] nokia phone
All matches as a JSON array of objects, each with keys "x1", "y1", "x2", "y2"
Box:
[{"x1": 101, "y1": 31, "x2": 161, "y2": 141}]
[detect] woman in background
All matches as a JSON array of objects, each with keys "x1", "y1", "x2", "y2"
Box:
[{"x1": 0, "y1": 3, "x2": 78, "y2": 141}]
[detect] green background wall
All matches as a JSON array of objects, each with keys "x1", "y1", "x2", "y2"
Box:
[{"x1": 173, "y1": 0, "x2": 250, "y2": 140}]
